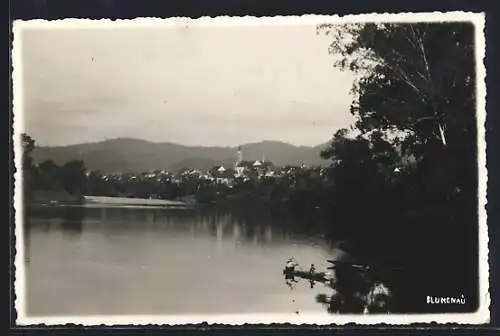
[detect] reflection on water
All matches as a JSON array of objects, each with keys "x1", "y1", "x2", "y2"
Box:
[
  {"x1": 282, "y1": 260, "x2": 393, "y2": 314},
  {"x1": 24, "y1": 205, "x2": 335, "y2": 316},
  {"x1": 23, "y1": 204, "x2": 477, "y2": 316},
  {"x1": 60, "y1": 207, "x2": 84, "y2": 235},
  {"x1": 26, "y1": 205, "x2": 328, "y2": 247},
  {"x1": 317, "y1": 263, "x2": 392, "y2": 314}
]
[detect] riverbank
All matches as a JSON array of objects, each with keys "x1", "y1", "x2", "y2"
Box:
[
  {"x1": 27, "y1": 195, "x2": 193, "y2": 210},
  {"x1": 84, "y1": 195, "x2": 189, "y2": 207}
]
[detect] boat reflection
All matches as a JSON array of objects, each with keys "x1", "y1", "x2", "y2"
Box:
[{"x1": 283, "y1": 258, "x2": 394, "y2": 314}]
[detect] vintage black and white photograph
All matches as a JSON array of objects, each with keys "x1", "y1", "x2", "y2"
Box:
[{"x1": 13, "y1": 12, "x2": 488, "y2": 325}]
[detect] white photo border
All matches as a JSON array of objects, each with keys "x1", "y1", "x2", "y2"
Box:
[{"x1": 11, "y1": 11, "x2": 489, "y2": 326}]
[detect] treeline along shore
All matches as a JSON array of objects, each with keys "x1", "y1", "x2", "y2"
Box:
[{"x1": 21, "y1": 143, "x2": 333, "y2": 211}]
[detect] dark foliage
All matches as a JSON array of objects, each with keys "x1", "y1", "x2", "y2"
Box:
[{"x1": 315, "y1": 21, "x2": 479, "y2": 310}]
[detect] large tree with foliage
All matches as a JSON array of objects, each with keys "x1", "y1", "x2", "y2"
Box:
[
  {"x1": 21, "y1": 133, "x2": 35, "y2": 169},
  {"x1": 21, "y1": 133, "x2": 37, "y2": 202},
  {"x1": 20, "y1": 134, "x2": 89, "y2": 200},
  {"x1": 317, "y1": 22, "x2": 475, "y2": 150},
  {"x1": 56, "y1": 160, "x2": 87, "y2": 196},
  {"x1": 314, "y1": 21, "x2": 480, "y2": 304},
  {"x1": 318, "y1": 22, "x2": 478, "y2": 267}
]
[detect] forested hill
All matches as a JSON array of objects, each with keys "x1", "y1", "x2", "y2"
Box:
[{"x1": 31, "y1": 138, "x2": 330, "y2": 173}]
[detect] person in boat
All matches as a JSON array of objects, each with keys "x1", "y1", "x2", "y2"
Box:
[{"x1": 285, "y1": 258, "x2": 298, "y2": 273}]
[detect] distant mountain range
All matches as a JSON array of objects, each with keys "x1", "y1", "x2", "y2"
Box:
[{"x1": 32, "y1": 138, "x2": 332, "y2": 174}]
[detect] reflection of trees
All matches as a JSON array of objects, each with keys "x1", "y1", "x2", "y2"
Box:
[
  {"x1": 318, "y1": 263, "x2": 392, "y2": 314},
  {"x1": 60, "y1": 207, "x2": 84, "y2": 235},
  {"x1": 30, "y1": 205, "x2": 329, "y2": 246},
  {"x1": 285, "y1": 261, "x2": 393, "y2": 314}
]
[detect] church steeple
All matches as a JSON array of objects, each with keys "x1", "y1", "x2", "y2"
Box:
[{"x1": 235, "y1": 146, "x2": 243, "y2": 167}]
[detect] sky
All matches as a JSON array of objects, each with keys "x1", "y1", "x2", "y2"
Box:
[{"x1": 18, "y1": 21, "x2": 357, "y2": 147}]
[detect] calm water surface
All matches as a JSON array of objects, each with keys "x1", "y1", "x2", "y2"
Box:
[{"x1": 24, "y1": 205, "x2": 340, "y2": 316}]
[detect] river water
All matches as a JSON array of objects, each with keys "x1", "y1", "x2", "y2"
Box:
[{"x1": 23, "y1": 205, "x2": 345, "y2": 317}]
